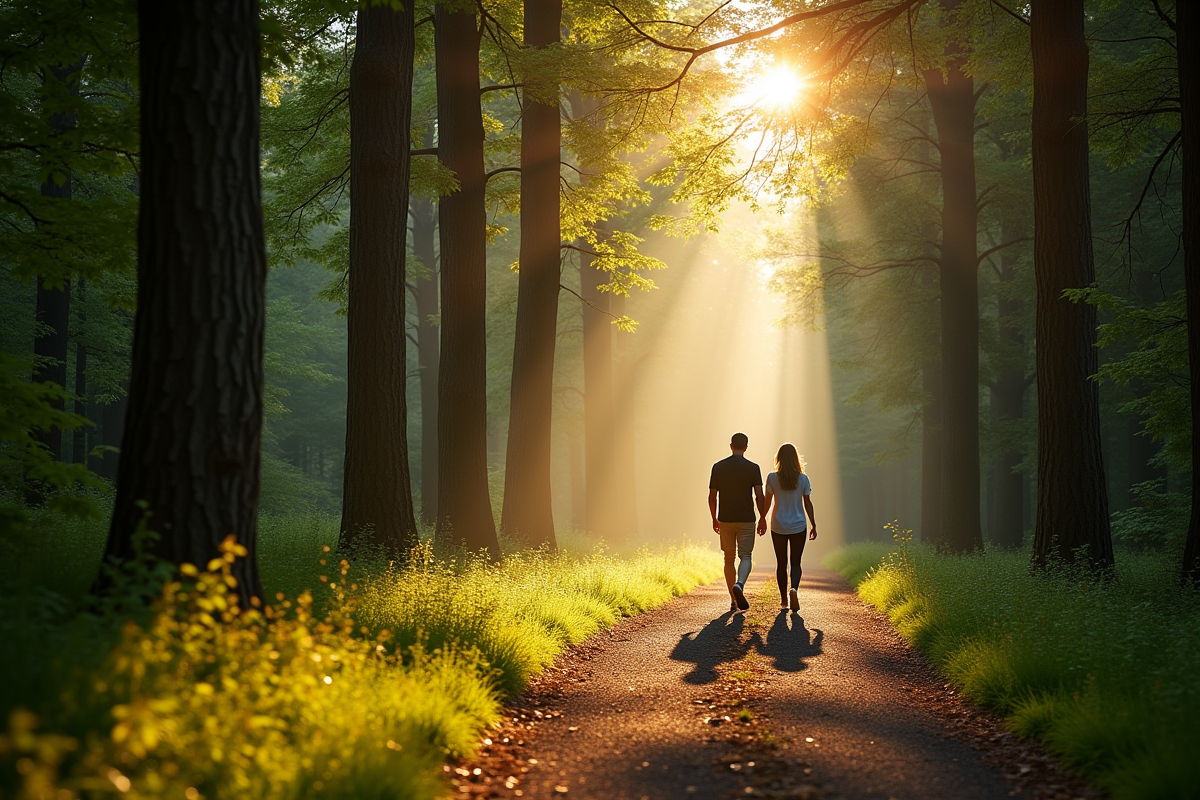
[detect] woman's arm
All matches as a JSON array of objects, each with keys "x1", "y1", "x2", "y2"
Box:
[{"x1": 804, "y1": 494, "x2": 818, "y2": 540}]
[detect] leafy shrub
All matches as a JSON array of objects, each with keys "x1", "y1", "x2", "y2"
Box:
[{"x1": 1, "y1": 518, "x2": 722, "y2": 799}]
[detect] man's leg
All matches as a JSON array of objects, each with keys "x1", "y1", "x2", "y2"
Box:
[
  {"x1": 719, "y1": 525, "x2": 738, "y2": 603},
  {"x1": 736, "y1": 525, "x2": 755, "y2": 588}
]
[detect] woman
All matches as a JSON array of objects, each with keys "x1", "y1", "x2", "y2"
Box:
[{"x1": 763, "y1": 443, "x2": 817, "y2": 612}]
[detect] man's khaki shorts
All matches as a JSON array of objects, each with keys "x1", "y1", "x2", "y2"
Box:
[{"x1": 718, "y1": 521, "x2": 756, "y2": 557}]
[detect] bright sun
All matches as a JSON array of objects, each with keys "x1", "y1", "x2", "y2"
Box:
[{"x1": 737, "y1": 66, "x2": 805, "y2": 111}]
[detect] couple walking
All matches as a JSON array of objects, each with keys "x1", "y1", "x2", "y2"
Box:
[{"x1": 708, "y1": 432, "x2": 817, "y2": 613}]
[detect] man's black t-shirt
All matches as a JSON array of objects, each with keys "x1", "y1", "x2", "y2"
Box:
[{"x1": 709, "y1": 454, "x2": 763, "y2": 523}]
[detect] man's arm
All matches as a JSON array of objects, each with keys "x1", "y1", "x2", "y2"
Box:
[
  {"x1": 804, "y1": 494, "x2": 818, "y2": 540},
  {"x1": 709, "y1": 488, "x2": 719, "y2": 532},
  {"x1": 755, "y1": 485, "x2": 768, "y2": 535}
]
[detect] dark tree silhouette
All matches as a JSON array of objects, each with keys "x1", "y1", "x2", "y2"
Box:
[
  {"x1": 31, "y1": 61, "x2": 81, "y2": 470},
  {"x1": 433, "y1": 3, "x2": 501, "y2": 559},
  {"x1": 582, "y1": 220, "x2": 616, "y2": 539},
  {"x1": 72, "y1": 277, "x2": 88, "y2": 465},
  {"x1": 990, "y1": 212, "x2": 1030, "y2": 549},
  {"x1": 503, "y1": 0, "x2": 563, "y2": 549},
  {"x1": 923, "y1": 0, "x2": 983, "y2": 553},
  {"x1": 339, "y1": 0, "x2": 420, "y2": 558},
  {"x1": 1030, "y1": 0, "x2": 1113, "y2": 571},
  {"x1": 1177, "y1": 0, "x2": 1200, "y2": 584},
  {"x1": 410, "y1": 183, "x2": 440, "y2": 526},
  {"x1": 102, "y1": 0, "x2": 268, "y2": 605}
]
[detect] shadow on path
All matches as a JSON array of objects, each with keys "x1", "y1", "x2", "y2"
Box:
[
  {"x1": 669, "y1": 611, "x2": 750, "y2": 684},
  {"x1": 755, "y1": 610, "x2": 824, "y2": 673}
]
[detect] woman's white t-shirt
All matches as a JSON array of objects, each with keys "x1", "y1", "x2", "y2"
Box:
[{"x1": 765, "y1": 471, "x2": 812, "y2": 535}]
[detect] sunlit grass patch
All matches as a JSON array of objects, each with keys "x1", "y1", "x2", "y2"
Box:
[
  {"x1": 826, "y1": 543, "x2": 1200, "y2": 800},
  {"x1": 1, "y1": 515, "x2": 722, "y2": 799}
]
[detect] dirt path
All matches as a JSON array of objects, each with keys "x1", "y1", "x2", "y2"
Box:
[{"x1": 457, "y1": 564, "x2": 1094, "y2": 800}]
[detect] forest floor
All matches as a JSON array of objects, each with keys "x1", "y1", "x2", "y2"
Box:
[{"x1": 452, "y1": 564, "x2": 1102, "y2": 800}]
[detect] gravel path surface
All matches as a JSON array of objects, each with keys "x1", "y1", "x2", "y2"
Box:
[{"x1": 457, "y1": 563, "x2": 1094, "y2": 800}]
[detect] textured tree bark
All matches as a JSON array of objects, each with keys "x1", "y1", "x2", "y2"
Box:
[
  {"x1": 433, "y1": 5, "x2": 501, "y2": 558},
  {"x1": 1030, "y1": 0, "x2": 1113, "y2": 571},
  {"x1": 1177, "y1": 0, "x2": 1200, "y2": 584},
  {"x1": 340, "y1": 1, "x2": 420, "y2": 558},
  {"x1": 102, "y1": 0, "x2": 267, "y2": 605},
  {"x1": 990, "y1": 223, "x2": 1027, "y2": 549},
  {"x1": 73, "y1": 277, "x2": 88, "y2": 465},
  {"x1": 923, "y1": 4, "x2": 983, "y2": 553},
  {"x1": 582, "y1": 221, "x2": 616, "y2": 539},
  {"x1": 410, "y1": 186, "x2": 440, "y2": 525},
  {"x1": 502, "y1": 0, "x2": 563, "y2": 549}
]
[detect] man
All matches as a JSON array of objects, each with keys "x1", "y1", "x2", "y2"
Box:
[{"x1": 708, "y1": 432, "x2": 767, "y2": 612}]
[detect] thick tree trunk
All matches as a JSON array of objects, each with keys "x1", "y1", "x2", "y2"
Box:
[
  {"x1": 1178, "y1": 0, "x2": 1200, "y2": 584},
  {"x1": 502, "y1": 0, "x2": 562, "y2": 549},
  {"x1": 73, "y1": 278, "x2": 88, "y2": 465},
  {"x1": 411, "y1": 185, "x2": 440, "y2": 525},
  {"x1": 924, "y1": 10, "x2": 983, "y2": 552},
  {"x1": 102, "y1": 0, "x2": 267, "y2": 605},
  {"x1": 1030, "y1": 0, "x2": 1113, "y2": 571},
  {"x1": 340, "y1": 2, "x2": 420, "y2": 558},
  {"x1": 991, "y1": 233, "x2": 1027, "y2": 548},
  {"x1": 581, "y1": 227, "x2": 615, "y2": 538},
  {"x1": 433, "y1": 5, "x2": 500, "y2": 558}
]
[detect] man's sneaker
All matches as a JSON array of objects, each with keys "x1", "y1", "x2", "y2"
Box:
[
  {"x1": 732, "y1": 582, "x2": 749, "y2": 610},
  {"x1": 789, "y1": 587, "x2": 799, "y2": 613}
]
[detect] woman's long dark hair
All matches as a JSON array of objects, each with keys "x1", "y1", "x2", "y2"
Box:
[{"x1": 774, "y1": 443, "x2": 805, "y2": 491}]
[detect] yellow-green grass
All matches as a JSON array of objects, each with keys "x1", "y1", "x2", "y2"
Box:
[
  {"x1": 1, "y1": 514, "x2": 722, "y2": 799},
  {"x1": 826, "y1": 543, "x2": 1200, "y2": 800}
]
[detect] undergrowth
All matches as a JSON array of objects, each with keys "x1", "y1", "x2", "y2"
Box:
[
  {"x1": 0, "y1": 512, "x2": 721, "y2": 799},
  {"x1": 827, "y1": 541, "x2": 1200, "y2": 800}
]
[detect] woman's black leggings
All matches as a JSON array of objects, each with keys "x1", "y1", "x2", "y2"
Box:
[{"x1": 771, "y1": 532, "x2": 807, "y2": 600}]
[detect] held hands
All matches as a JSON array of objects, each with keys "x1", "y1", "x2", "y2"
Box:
[{"x1": 756, "y1": 518, "x2": 767, "y2": 536}]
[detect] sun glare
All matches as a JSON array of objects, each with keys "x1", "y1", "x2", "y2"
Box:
[{"x1": 738, "y1": 66, "x2": 805, "y2": 111}]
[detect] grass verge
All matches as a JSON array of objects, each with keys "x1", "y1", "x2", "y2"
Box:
[
  {"x1": 826, "y1": 542, "x2": 1200, "y2": 800},
  {"x1": 1, "y1": 514, "x2": 721, "y2": 799}
]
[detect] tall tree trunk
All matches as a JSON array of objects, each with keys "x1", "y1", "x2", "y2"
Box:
[
  {"x1": 1177, "y1": 0, "x2": 1200, "y2": 583},
  {"x1": 98, "y1": 388, "x2": 126, "y2": 480},
  {"x1": 411, "y1": 183, "x2": 440, "y2": 525},
  {"x1": 581, "y1": 221, "x2": 615, "y2": 538},
  {"x1": 502, "y1": 0, "x2": 562, "y2": 549},
  {"x1": 919, "y1": 228, "x2": 944, "y2": 546},
  {"x1": 32, "y1": 278, "x2": 70, "y2": 464},
  {"x1": 1030, "y1": 0, "x2": 1113, "y2": 571},
  {"x1": 340, "y1": 1, "x2": 420, "y2": 558},
  {"x1": 924, "y1": 5, "x2": 983, "y2": 552},
  {"x1": 991, "y1": 220, "x2": 1028, "y2": 548},
  {"x1": 31, "y1": 61, "x2": 81, "y2": 469},
  {"x1": 433, "y1": 4, "x2": 500, "y2": 558},
  {"x1": 101, "y1": 0, "x2": 267, "y2": 605},
  {"x1": 609, "y1": 292, "x2": 638, "y2": 538},
  {"x1": 73, "y1": 277, "x2": 88, "y2": 465},
  {"x1": 1126, "y1": 271, "x2": 1162, "y2": 503}
]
